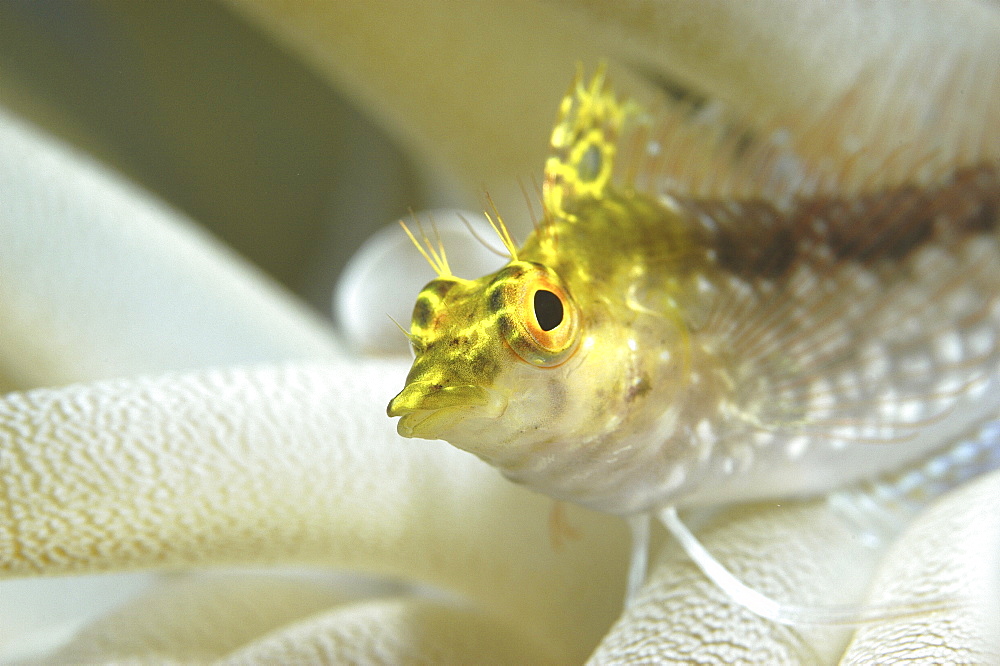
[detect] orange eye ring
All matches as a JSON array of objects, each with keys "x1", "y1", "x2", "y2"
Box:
[{"x1": 499, "y1": 266, "x2": 579, "y2": 367}]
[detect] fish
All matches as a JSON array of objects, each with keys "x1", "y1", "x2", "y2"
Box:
[{"x1": 387, "y1": 64, "x2": 1000, "y2": 620}]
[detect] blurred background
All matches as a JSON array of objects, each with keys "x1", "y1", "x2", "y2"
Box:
[
  {"x1": 0, "y1": 1, "x2": 423, "y2": 313},
  {"x1": 0, "y1": 1, "x2": 634, "y2": 323}
]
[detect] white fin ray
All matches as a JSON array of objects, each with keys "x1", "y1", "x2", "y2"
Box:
[
  {"x1": 647, "y1": 418, "x2": 1000, "y2": 627},
  {"x1": 657, "y1": 505, "x2": 961, "y2": 626}
]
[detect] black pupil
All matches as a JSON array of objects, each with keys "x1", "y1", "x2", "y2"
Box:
[{"x1": 533, "y1": 289, "x2": 564, "y2": 331}]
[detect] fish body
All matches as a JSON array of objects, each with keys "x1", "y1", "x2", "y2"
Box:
[{"x1": 388, "y1": 69, "x2": 1000, "y2": 517}]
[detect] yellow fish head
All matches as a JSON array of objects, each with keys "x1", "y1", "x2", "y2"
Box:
[{"x1": 387, "y1": 259, "x2": 582, "y2": 461}]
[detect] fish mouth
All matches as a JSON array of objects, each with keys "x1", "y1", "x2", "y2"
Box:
[{"x1": 387, "y1": 383, "x2": 507, "y2": 439}]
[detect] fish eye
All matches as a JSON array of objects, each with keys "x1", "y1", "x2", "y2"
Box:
[{"x1": 497, "y1": 267, "x2": 579, "y2": 368}]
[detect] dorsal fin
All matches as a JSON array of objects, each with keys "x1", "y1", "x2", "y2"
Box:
[
  {"x1": 616, "y1": 43, "x2": 999, "y2": 208},
  {"x1": 543, "y1": 64, "x2": 637, "y2": 221}
]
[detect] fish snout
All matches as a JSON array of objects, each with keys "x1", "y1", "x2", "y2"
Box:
[{"x1": 387, "y1": 382, "x2": 507, "y2": 438}]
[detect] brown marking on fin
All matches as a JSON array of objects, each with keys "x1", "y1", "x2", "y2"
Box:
[{"x1": 680, "y1": 164, "x2": 998, "y2": 284}]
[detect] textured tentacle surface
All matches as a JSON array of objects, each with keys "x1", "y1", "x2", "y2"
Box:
[
  {"x1": 35, "y1": 573, "x2": 558, "y2": 664},
  {"x1": 841, "y1": 471, "x2": 1000, "y2": 662},
  {"x1": 0, "y1": 362, "x2": 628, "y2": 662}
]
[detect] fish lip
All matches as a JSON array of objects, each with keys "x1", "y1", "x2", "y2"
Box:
[
  {"x1": 389, "y1": 384, "x2": 507, "y2": 439},
  {"x1": 396, "y1": 409, "x2": 447, "y2": 439}
]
